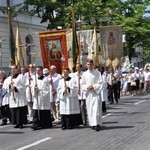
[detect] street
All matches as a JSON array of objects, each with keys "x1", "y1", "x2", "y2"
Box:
[{"x1": 0, "y1": 94, "x2": 150, "y2": 150}]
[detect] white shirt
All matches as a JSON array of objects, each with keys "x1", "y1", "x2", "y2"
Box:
[{"x1": 144, "y1": 71, "x2": 150, "y2": 81}]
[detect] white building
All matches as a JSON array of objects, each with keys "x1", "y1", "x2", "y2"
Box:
[{"x1": 0, "y1": 0, "x2": 48, "y2": 73}]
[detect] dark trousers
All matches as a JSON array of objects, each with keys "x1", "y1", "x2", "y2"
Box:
[
  {"x1": 108, "y1": 83, "x2": 119, "y2": 103},
  {"x1": 1, "y1": 105, "x2": 11, "y2": 124},
  {"x1": 117, "y1": 81, "x2": 121, "y2": 99},
  {"x1": 102, "y1": 101, "x2": 107, "y2": 113},
  {"x1": 10, "y1": 106, "x2": 28, "y2": 126},
  {"x1": 61, "y1": 114, "x2": 82, "y2": 129},
  {"x1": 79, "y1": 100, "x2": 87, "y2": 125},
  {"x1": 32, "y1": 109, "x2": 52, "y2": 129}
]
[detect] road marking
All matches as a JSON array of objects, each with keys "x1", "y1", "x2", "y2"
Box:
[
  {"x1": 16, "y1": 137, "x2": 52, "y2": 150},
  {"x1": 134, "y1": 100, "x2": 146, "y2": 105},
  {"x1": 102, "y1": 113, "x2": 112, "y2": 118},
  {"x1": 0, "y1": 125, "x2": 11, "y2": 129}
]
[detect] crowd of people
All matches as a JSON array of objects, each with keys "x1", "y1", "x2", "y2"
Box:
[{"x1": 0, "y1": 60, "x2": 149, "y2": 132}]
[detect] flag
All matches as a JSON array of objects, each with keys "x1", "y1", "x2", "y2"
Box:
[
  {"x1": 71, "y1": 5, "x2": 79, "y2": 71},
  {"x1": 15, "y1": 23, "x2": 24, "y2": 67},
  {"x1": 92, "y1": 26, "x2": 99, "y2": 68},
  {"x1": 8, "y1": 6, "x2": 16, "y2": 65}
]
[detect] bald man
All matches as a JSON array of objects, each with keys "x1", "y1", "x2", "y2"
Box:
[{"x1": 49, "y1": 65, "x2": 62, "y2": 122}]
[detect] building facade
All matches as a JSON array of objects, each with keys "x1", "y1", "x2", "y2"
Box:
[{"x1": 0, "y1": 0, "x2": 47, "y2": 74}]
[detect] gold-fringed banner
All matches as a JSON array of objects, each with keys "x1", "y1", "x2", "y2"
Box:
[
  {"x1": 39, "y1": 30, "x2": 68, "y2": 74},
  {"x1": 99, "y1": 26, "x2": 123, "y2": 61}
]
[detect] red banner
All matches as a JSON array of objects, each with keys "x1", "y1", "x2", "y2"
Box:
[{"x1": 39, "y1": 30, "x2": 68, "y2": 74}]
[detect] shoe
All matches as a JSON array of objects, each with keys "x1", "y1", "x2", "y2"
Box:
[
  {"x1": 83, "y1": 123, "x2": 87, "y2": 126},
  {"x1": 53, "y1": 119, "x2": 61, "y2": 124},
  {"x1": 115, "y1": 100, "x2": 118, "y2": 103},
  {"x1": 32, "y1": 127, "x2": 38, "y2": 130},
  {"x1": 19, "y1": 125, "x2": 23, "y2": 129},
  {"x1": 95, "y1": 125, "x2": 100, "y2": 131},
  {"x1": 68, "y1": 126, "x2": 73, "y2": 129},
  {"x1": 91, "y1": 126, "x2": 95, "y2": 130},
  {"x1": 28, "y1": 120, "x2": 33, "y2": 124},
  {"x1": 102, "y1": 112, "x2": 107, "y2": 116},
  {"x1": 1, "y1": 122, "x2": 7, "y2": 126},
  {"x1": 14, "y1": 124, "x2": 19, "y2": 128},
  {"x1": 61, "y1": 126, "x2": 66, "y2": 130},
  {"x1": 109, "y1": 102, "x2": 114, "y2": 104}
]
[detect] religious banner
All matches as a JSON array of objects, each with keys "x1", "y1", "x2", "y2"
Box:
[
  {"x1": 39, "y1": 30, "x2": 68, "y2": 74},
  {"x1": 67, "y1": 29, "x2": 93, "y2": 71},
  {"x1": 99, "y1": 26, "x2": 123, "y2": 64},
  {"x1": 76, "y1": 30, "x2": 93, "y2": 68}
]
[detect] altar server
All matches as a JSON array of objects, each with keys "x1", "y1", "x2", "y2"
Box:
[{"x1": 81, "y1": 59, "x2": 103, "y2": 131}]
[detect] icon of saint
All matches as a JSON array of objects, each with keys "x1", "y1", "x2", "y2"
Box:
[
  {"x1": 49, "y1": 43, "x2": 62, "y2": 60},
  {"x1": 108, "y1": 32, "x2": 116, "y2": 45}
]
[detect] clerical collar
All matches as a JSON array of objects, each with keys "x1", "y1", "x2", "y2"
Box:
[
  {"x1": 38, "y1": 75, "x2": 44, "y2": 80},
  {"x1": 52, "y1": 73, "x2": 58, "y2": 77},
  {"x1": 64, "y1": 76, "x2": 71, "y2": 81},
  {"x1": 88, "y1": 69, "x2": 94, "y2": 72},
  {"x1": 13, "y1": 73, "x2": 19, "y2": 79}
]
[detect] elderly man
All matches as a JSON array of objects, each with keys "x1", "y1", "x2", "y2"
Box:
[{"x1": 49, "y1": 65, "x2": 62, "y2": 122}]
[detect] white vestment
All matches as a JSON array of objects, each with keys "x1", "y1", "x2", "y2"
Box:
[
  {"x1": 25, "y1": 72, "x2": 35, "y2": 102},
  {"x1": 81, "y1": 69, "x2": 103, "y2": 126},
  {"x1": 1, "y1": 78, "x2": 10, "y2": 106},
  {"x1": 48, "y1": 73, "x2": 62, "y2": 102},
  {"x1": 101, "y1": 72, "x2": 108, "y2": 102},
  {"x1": 5, "y1": 74, "x2": 27, "y2": 108},
  {"x1": 72, "y1": 71, "x2": 86, "y2": 100},
  {"x1": 57, "y1": 77, "x2": 80, "y2": 115},
  {"x1": 31, "y1": 76, "x2": 51, "y2": 110}
]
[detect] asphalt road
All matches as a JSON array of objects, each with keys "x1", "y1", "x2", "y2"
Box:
[{"x1": 0, "y1": 94, "x2": 150, "y2": 150}]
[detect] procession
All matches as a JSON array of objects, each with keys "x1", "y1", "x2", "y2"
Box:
[
  {"x1": 0, "y1": 2, "x2": 150, "y2": 150},
  {"x1": 0, "y1": 59, "x2": 149, "y2": 132}
]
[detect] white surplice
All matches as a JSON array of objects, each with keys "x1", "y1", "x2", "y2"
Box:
[
  {"x1": 25, "y1": 72, "x2": 35, "y2": 102},
  {"x1": 5, "y1": 74, "x2": 27, "y2": 108},
  {"x1": 72, "y1": 71, "x2": 86, "y2": 100},
  {"x1": 1, "y1": 78, "x2": 10, "y2": 106},
  {"x1": 101, "y1": 72, "x2": 108, "y2": 102},
  {"x1": 57, "y1": 77, "x2": 80, "y2": 115},
  {"x1": 81, "y1": 69, "x2": 103, "y2": 126},
  {"x1": 31, "y1": 76, "x2": 51, "y2": 110}
]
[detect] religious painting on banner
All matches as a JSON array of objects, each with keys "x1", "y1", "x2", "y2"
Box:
[
  {"x1": 38, "y1": 30, "x2": 68, "y2": 74},
  {"x1": 99, "y1": 26, "x2": 123, "y2": 66}
]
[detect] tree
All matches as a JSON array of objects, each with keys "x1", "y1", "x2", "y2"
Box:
[
  {"x1": 111, "y1": 0, "x2": 150, "y2": 61},
  {"x1": 2, "y1": 0, "x2": 149, "y2": 62}
]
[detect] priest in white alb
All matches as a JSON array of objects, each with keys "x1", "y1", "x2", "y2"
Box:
[{"x1": 81, "y1": 59, "x2": 103, "y2": 131}]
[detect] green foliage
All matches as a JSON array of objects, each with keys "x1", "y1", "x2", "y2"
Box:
[
  {"x1": 25, "y1": 0, "x2": 150, "y2": 61},
  {"x1": 1, "y1": 0, "x2": 149, "y2": 62}
]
